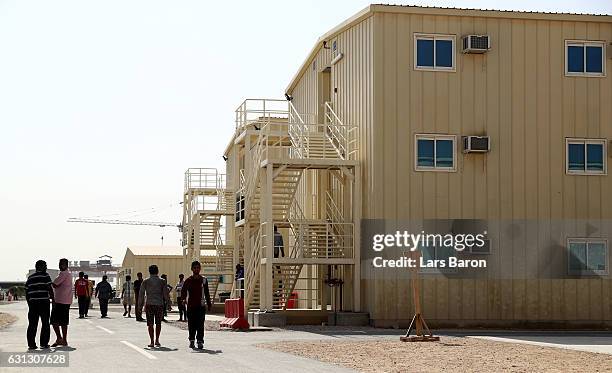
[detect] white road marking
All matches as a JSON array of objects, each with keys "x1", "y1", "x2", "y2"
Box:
[
  {"x1": 84, "y1": 319, "x2": 93, "y2": 324},
  {"x1": 96, "y1": 325, "x2": 115, "y2": 334},
  {"x1": 121, "y1": 341, "x2": 158, "y2": 360}
]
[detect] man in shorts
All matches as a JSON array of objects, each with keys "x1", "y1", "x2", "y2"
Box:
[
  {"x1": 50, "y1": 258, "x2": 72, "y2": 347},
  {"x1": 121, "y1": 275, "x2": 133, "y2": 318},
  {"x1": 138, "y1": 265, "x2": 169, "y2": 348}
]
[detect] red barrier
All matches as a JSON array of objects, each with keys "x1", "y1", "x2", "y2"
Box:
[
  {"x1": 286, "y1": 291, "x2": 298, "y2": 309},
  {"x1": 220, "y1": 298, "x2": 250, "y2": 330}
]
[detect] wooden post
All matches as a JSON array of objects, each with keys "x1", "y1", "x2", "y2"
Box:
[{"x1": 400, "y1": 249, "x2": 439, "y2": 342}]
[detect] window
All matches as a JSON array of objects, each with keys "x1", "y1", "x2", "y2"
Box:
[
  {"x1": 565, "y1": 41, "x2": 605, "y2": 76},
  {"x1": 415, "y1": 134, "x2": 456, "y2": 171},
  {"x1": 566, "y1": 138, "x2": 607, "y2": 175},
  {"x1": 419, "y1": 245, "x2": 457, "y2": 273},
  {"x1": 414, "y1": 34, "x2": 455, "y2": 71},
  {"x1": 568, "y1": 239, "x2": 608, "y2": 275}
]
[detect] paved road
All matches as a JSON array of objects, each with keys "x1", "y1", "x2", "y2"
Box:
[{"x1": 0, "y1": 302, "x2": 358, "y2": 373}]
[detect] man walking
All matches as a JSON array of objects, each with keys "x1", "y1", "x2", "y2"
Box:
[
  {"x1": 138, "y1": 265, "x2": 169, "y2": 348},
  {"x1": 133, "y1": 272, "x2": 144, "y2": 321},
  {"x1": 176, "y1": 274, "x2": 186, "y2": 321},
  {"x1": 121, "y1": 275, "x2": 134, "y2": 318},
  {"x1": 182, "y1": 261, "x2": 212, "y2": 350},
  {"x1": 74, "y1": 272, "x2": 89, "y2": 319},
  {"x1": 95, "y1": 275, "x2": 113, "y2": 318},
  {"x1": 25, "y1": 260, "x2": 53, "y2": 350},
  {"x1": 84, "y1": 274, "x2": 93, "y2": 316},
  {"x1": 50, "y1": 258, "x2": 72, "y2": 347}
]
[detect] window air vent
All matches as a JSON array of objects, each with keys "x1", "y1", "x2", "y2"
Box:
[{"x1": 462, "y1": 35, "x2": 490, "y2": 54}]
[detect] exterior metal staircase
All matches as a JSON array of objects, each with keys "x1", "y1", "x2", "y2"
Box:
[{"x1": 236, "y1": 99, "x2": 356, "y2": 312}]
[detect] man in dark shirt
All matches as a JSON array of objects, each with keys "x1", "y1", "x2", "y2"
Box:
[
  {"x1": 182, "y1": 260, "x2": 212, "y2": 350},
  {"x1": 133, "y1": 272, "x2": 144, "y2": 321},
  {"x1": 95, "y1": 275, "x2": 113, "y2": 318},
  {"x1": 273, "y1": 225, "x2": 285, "y2": 291},
  {"x1": 25, "y1": 260, "x2": 54, "y2": 350}
]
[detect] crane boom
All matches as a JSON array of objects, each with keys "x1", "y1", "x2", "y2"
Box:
[{"x1": 67, "y1": 217, "x2": 181, "y2": 229}]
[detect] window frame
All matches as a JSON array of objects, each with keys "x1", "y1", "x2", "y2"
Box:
[
  {"x1": 414, "y1": 134, "x2": 457, "y2": 172},
  {"x1": 567, "y1": 238, "x2": 608, "y2": 276},
  {"x1": 564, "y1": 40, "x2": 606, "y2": 77},
  {"x1": 418, "y1": 245, "x2": 459, "y2": 274},
  {"x1": 414, "y1": 33, "x2": 456, "y2": 72},
  {"x1": 565, "y1": 138, "x2": 607, "y2": 176}
]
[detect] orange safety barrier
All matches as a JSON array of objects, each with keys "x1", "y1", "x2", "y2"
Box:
[{"x1": 220, "y1": 298, "x2": 250, "y2": 330}]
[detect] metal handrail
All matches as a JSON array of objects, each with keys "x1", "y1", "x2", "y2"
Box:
[
  {"x1": 235, "y1": 99, "x2": 289, "y2": 132},
  {"x1": 244, "y1": 226, "x2": 263, "y2": 309},
  {"x1": 184, "y1": 168, "x2": 221, "y2": 191}
]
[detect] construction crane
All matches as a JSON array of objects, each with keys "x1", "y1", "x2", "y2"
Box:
[{"x1": 67, "y1": 218, "x2": 183, "y2": 245}]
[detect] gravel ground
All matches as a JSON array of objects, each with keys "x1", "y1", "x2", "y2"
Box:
[
  {"x1": 0, "y1": 312, "x2": 17, "y2": 329},
  {"x1": 166, "y1": 319, "x2": 221, "y2": 331},
  {"x1": 259, "y1": 337, "x2": 612, "y2": 373}
]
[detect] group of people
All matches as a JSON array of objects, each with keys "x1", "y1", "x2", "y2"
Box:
[
  {"x1": 25, "y1": 258, "x2": 213, "y2": 351},
  {"x1": 73, "y1": 271, "x2": 115, "y2": 318}
]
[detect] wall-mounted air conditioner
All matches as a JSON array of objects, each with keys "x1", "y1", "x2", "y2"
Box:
[
  {"x1": 463, "y1": 136, "x2": 490, "y2": 153},
  {"x1": 470, "y1": 239, "x2": 491, "y2": 254},
  {"x1": 462, "y1": 35, "x2": 490, "y2": 53}
]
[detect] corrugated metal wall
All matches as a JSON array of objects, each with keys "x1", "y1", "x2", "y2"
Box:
[
  {"x1": 289, "y1": 9, "x2": 612, "y2": 325},
  {"x1": 367, "y1": 12, "x2": 612, "y2": 324}
]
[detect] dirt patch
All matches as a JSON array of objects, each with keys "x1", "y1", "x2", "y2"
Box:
[
  {"x1": 0, "y1": 312, "x2": 17, "y2": 329},
  {"x1": 167, "y1": 319, "x2": 220, "y2": 331},
  {"x1": 258, "y1": 337, "x2": 612, "y2": 373}
]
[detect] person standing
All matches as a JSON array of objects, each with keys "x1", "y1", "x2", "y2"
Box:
[
  {"x1": 235, "y1": 263, "x2": 244, "y2": 298},
  {"x1": 175, "y1": 274, "x2": 186, "y2": 322},
  {"x1": 25, "y1": 260, "x2": 54, "y2": 350},
  {"x1": 160, "y1": 274, "x2": 173, "y2": 320},
  {"x1": 273, "y1": 225, "x2": 285, "y2": 291},
  {"x1": 84, "y1": 274, "x2": 93, "y2": 316},
  {"x1": 74, "y1": 272, "x2": 89, "y2": 319},
  {"x1": 50, "y1": 258, "x2": 72, "y2": 347},
  {"x1": 95, "y1": 275, "x2": 112, "y2": 318},
  {"x1": 182, "y1": 261, "x2": 212, "y2": 350},
  {"x1": 138, "y1": 265, "x2": 169, "y2": 348},
  {"x1": 133, "y1": 272, "x2": 144, "y2": 321},
  {"x1": 121, "y1": 275, "x2": 134, "y2": 318}
]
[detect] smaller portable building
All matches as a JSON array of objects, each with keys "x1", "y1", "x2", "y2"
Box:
[{"x1": 119, "y1": 246, "x2": 184, "y2": 303}]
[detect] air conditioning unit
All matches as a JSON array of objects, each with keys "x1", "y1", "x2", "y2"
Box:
[
  {"x1": 462, "y1": 35, "x2": 490, "y2": 53},
  {"x1": 470, "y1": 239, "x2": 491, "y2": 254},
  {"x1": 463, "y1": 136, "x2": 490, "y2": 153}
]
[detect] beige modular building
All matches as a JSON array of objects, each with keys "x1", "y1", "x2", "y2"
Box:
[
  {"x1": 119, "y1": 246, "x2": 185, "y2": 303},
  {"x1": 198, "y1": 4, "x2": 612, "y2": 327}
]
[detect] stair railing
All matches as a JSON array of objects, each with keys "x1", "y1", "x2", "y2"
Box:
[
  {"x1": 244, "y1": 226, "x2": 263, "y2": 310},
  {"x1": 324, "y1": 102, "x2": 359, "y2": 160}
]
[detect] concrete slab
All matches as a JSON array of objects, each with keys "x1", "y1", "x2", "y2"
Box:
[
  {"x1": 469, "y1": 335, "x2": 612, "y2": 355},
  {"x1": 253, "y1": 311, "x2": 287, "y2": 327},
  {"x1": 327, "y1": 312, "x2": 369, "y2": 326}
]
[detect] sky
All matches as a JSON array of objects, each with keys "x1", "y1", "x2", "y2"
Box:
[{"x1": 1, "y1": 0, "x2": 610, "y2": 281}]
